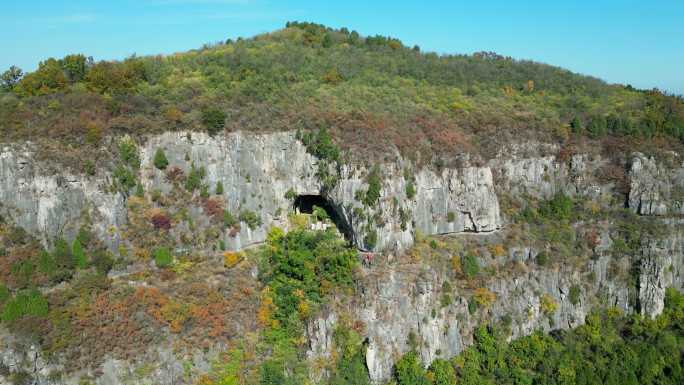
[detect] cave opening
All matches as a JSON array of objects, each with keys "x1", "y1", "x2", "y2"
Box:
[{"x1": 293, "y1": 195, "x2": 354, "y2": 243}]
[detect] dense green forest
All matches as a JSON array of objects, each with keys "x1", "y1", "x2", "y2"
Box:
[
  {"x1": 1, "y1": 21, "x2": 683, "y2": 167},
  {"x1": 392, "y1": 288, "x2": 684, "y2": 385}
]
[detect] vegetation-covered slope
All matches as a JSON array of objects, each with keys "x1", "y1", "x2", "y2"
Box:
[
  {"x1": 392, "y1": 288, "x2": 684, "y2": 385},
  {"x1": 1, "y1": 22, "x2": 683, "y2": 385},
  {"x1": 1, "y1": 22, "x2": 683, "y2": 168}
]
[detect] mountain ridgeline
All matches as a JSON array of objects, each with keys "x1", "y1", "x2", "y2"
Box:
[
  {"x1": 1, "y1": 21, "x2": 683, "y2": 166},
  {"x1": 0, "y1": 22, "x2": 683, "y2": 385}
]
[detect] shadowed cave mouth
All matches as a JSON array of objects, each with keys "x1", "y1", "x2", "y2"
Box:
[{"x1": 293, "y1": 194, "x2": 354, "y2": 243}]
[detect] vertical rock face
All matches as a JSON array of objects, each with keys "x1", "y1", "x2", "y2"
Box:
[
  {"x1": 0, "y1": 132, "x2": 683, "y2": 385},
  {"x1": 0, "y1": 146, "x2": 126, "y2": 249},
  {"x1": 637, "y1": 221, "x2": 684, "y2": 317},
  {"x1": 1, "y1": 131, "x2": 501, "y2": 253},
  {"x1": 413, "y1": 167, "x2": 501, "y2": 234},
  {"x1": 306, "y1": 151, "x2": 684, "y2": 383},
  {"x1": 499, "y1": 155, "x2": 560, "y2": 198},
  {"x1": 318, "y1": 249, "x2": 635, "y2": 383},
  {"x1": 628, "y1": 153, "x2": 684, "y2": 216},
  {"x1": 494, "y1": 151, "x2": 611, "y2": 201},
  {"x1": 626, "y1": 153, "x2": 684, "y2": 317},
  {"x1": 331, "y1": 163, "x2": 502, "y2": 251},
  {"x1": 140, "y1": 131, "x2": 323, "y2": 251}
]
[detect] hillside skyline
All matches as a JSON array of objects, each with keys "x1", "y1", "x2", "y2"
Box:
[{"x1": 2, "y1": 0, "x2": 683, "y2": 95}]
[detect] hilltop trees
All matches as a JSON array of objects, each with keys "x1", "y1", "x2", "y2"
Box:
[
  {"x1": 14, "y1": 58, "x2": 67, "y2": 96},
  {"x1": 8, "y1": 54, "x2": 146, "y2": 96},
  {"x1": 0, "y1": 21, "x2": 682, "y2": 166},
  {"x1": 11, "y1": 55, "x2": 94, "y2": 96},
  {"x1": 85, "y1": 57, "x2": 147, "y2": 94},
  {"x1": 61, "y1": 54, "x2": 90, "y2": 83},
  {"x1": 1, "y1": 65, "x2": 23, "y2": 91}
]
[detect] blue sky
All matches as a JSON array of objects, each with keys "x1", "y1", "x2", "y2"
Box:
[{"x1": 2, "y1": 0, "x2": 683, "y2": 94}]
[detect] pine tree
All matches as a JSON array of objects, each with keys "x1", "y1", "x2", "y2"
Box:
[
  {"x1": 53, "y1": 238, "x2": 74, "y2": 270},
  {"x1": 154, "y1": 148, "x2": 169, "y2": 170},
  {"x1": 570, "y1": 116, "x2": 583, "y2": 134},
  {"x1": 587, "y1": 116, "x2": 607, "y2": 138},
  {"x1": 71, "y1": 239, "x2": 87, "y2": 269}
]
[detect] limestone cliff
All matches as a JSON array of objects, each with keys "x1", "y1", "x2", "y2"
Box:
[
  {"x1": 1, "y1": 131, "x2": 502, "y2": 253},
  {"x1": 0, "y1": 131, "x2": 682, "y2": 385}
]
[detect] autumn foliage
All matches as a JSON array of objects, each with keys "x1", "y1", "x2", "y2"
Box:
[{"x1": 150, "y1": 211, "x2": 172, "y2": 230}]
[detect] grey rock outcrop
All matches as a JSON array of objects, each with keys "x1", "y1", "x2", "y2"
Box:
[
  {"x1": 1, "y1": 131, "x2": 501, "y2": 253},
  {"x1": 304, "y1": 150, "x2": 684, "y2": 383},
  {"x1": 306, "y1": 242, "x2": 637, "y2": 383},
  {"x1": 494, "y1": 152, "x2": 611, "y2": 201},
  {"x1": 638, "y1": 220, "x2": 684, "y2": 317},
  {"x1": 628, "y1": 153, "x2": 684, "y2": 216},
  {"x1": 1, "y1": 131, "x2": 682, "y2": 385},
  {"x1": 0, "y1": 145, "x2": 126, "y2": 249},
  {"x1": 0, "y1": 329, "x2": 217, "y2": 385}
]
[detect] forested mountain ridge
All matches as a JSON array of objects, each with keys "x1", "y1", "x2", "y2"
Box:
[
  {"x1": 0, "y1": 22, "x2": 682, "y2": 385},
  {"x1": 1, "y1": 21, "x2": 683, "y2": 169}
]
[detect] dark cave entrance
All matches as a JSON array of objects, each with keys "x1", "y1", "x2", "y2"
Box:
[{"x1": 293, "y1": 195, "x2": 354, "y2": 243}]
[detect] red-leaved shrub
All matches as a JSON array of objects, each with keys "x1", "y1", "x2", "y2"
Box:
[
  {"x1": 151, "y1": 212, "x2": 172, "y2": 230},
  {"x1": 165, "y1": 166, "x2": 184, "y2": 183},
  {"x1": 203, "y1": 198, "x2": 224, "y2": 219}
]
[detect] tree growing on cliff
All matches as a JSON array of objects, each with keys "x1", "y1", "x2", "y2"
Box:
[
  {"x1": 394, "y1": 351, "x2": 431, "y2": 385},
  {"x1": 539, "y1": 193, "x2": 573, "y2": 221},
  {"x1": 429, "y1": 359, "x2": 457, "y2": 385},
  {"x1": 462, "y1": 254, "x2": 479, "y2": 278},
  {"x1": 71, "y1": 238, "x2": 87, "y2": 269},
  {"x1": 53, "y1": 238, "x2": 74, "y2": 271},
  {"x1": 0, "y1": 289, "x2": 48, "y2": 323},
  {"x1": 153, "y1": 148, "x2": 169, "y2": 170},
  {"x1": 330, "y1": 326, "x2": 371, "y2": 385},
  {"x1": 570, "y1": 116, "x2": 583, "y2": 134},
  {"x1": 153, "y1": 247, "x2": 173, "y2": 268},
  {"x1": 405, "y1": 181, "x2": 416, "y2": 199},
  {"x1": 363, "y1": 166, "x2": 382, "y2": 207},
  {"x1": 202, "y1": 108, "x2": 226, "y2": 136}
]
